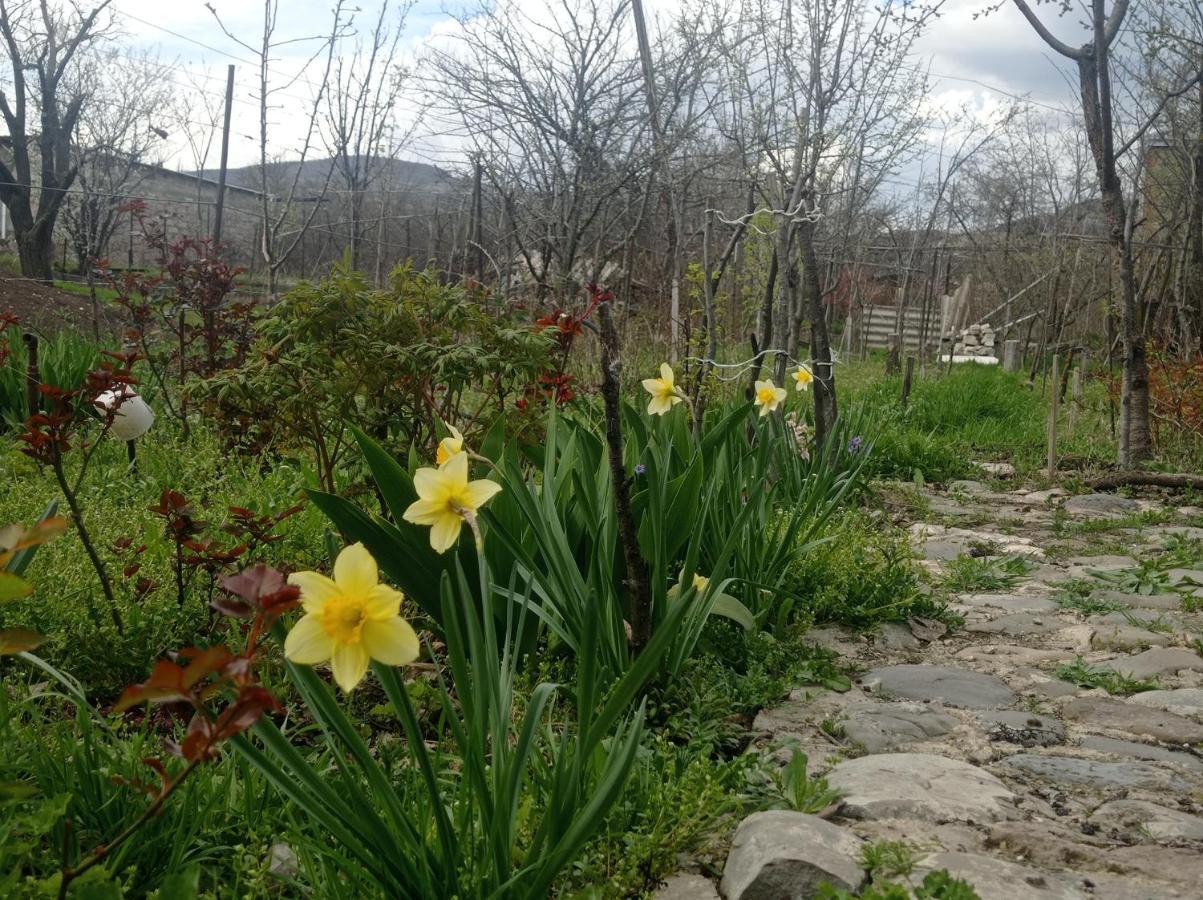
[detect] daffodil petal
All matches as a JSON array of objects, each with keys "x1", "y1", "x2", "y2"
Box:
[
  {"x1": 284, "y1": 614, "x2": 334, "y2": 665},
  {"x1": 364, "y1": 584, "x2": 403, "y2": 620},
  {"x1": 362, "y1": 616, "x2": 421, "y2": 666},
  {"x1": 440, "y1": 450, "x2": 469, "y2": 481},
  {"x1": 659, "y1": 362, "x2": 674, "y2": 384},
  {"x1": 331, "y1": 643, "x2": 371, "y2": 693},
  {"x1": 403, "y1": 498, "x2": 444, "y2": 525},
  {"x1": 463, "y1": 478, "x2": 502, "y2": 508},
  {"x1": 641, "y1": 378, "x2": 661, "y2": 394},
  {"x1": 647, "y1": 395, "x2": 672, "y2": 416},
  {"x1": 429, "y1": 513, "x2": 463, "y2": 554},
  {"x1": 334, "y1": 542, "x2": 378, "y2": 594},
  {"x1": 287, "y1": 571, "x2": 341, "y2": 613},
  {"x1": 413, "y1": 467, "x2": 446, "y2": 500}
]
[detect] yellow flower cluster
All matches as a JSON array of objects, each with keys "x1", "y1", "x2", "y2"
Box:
[
  {"x1": 643, "y1": 363, "x2": 812, "y2": 418},
  {"x1": 284, "y1": 424, "x2": 502, "y2": 692}
]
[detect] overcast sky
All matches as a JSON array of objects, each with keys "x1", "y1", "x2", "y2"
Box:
[{"x1": 110, "y1": 0, "x2": 1088, "y2": 173}]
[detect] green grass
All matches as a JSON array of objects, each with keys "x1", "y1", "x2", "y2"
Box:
[
  {"x1": 52, "y1": 279, "x2": 122, "y2": 302},
  {"x1": 941, "y1": 553, "x2": 1036, "y2": 593},
  {"x1": 1053, "y1": 656, "x2": 1161, "y2": 695},
  {"x1": 786, "y1": 509, "x2": 957, "y2": 629}
]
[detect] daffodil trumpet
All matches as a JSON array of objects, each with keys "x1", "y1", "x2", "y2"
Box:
[
  {"x1": 284, "y1": 542, "x2": 420, "y2": 693},
  {"x1": 752, "y1": 378, "x2": 787, "y2": 417}
]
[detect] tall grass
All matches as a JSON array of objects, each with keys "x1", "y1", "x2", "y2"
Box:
[{"x1": 0, "y1": 326, "x2": 112, "y2": 428}]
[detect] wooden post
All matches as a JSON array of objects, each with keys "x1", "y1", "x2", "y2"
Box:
[
  {"x1": 22, "y1": 332, "x2": 40, "y2": 416},
  {"x1": 1068, "y1": 367, "x2": 1083, "y2": 438},
  {"x1": 1047, "y1": 353, "x2": 1060, "y2": 480},
  {"x1": 901, "y1": 356, "x2": 916, "y2": 407},
  {"x1": 885, "y1": 333, "x2": 900, "y2": 375},
  {"x1": 1003, "y1": 339, "x2": 1021, "y2": 372},
  {"x1": 212, "y1": 65, "x2": 235, "y2": 247}
]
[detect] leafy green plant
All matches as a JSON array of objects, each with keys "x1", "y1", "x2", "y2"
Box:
[
  {"x1": 240, "y1": 552, "x2": 694, "y2": 899},
  {"x1": 765, "y1": 749, "x2": 842, "y2": 814},
  {"x1": 196, "y1": 263, "x2": 554, "y2": 490},
  {"x1": 0, "y1": 323, "x2": 111, "y2": 430},
  {"x1": 1087, "y1": 561, "x2": 1171, "y2": 597},
  {"x1": 941, "y1": 554, "x2": 1035, "y2": 593},
  {"x1": 1052, "y1": 580, "x2": 1125, "y2": 615},
  {"x1": 785, "y1": 509, "x2": 950, "y2": 628},
  {"x1": 1054, "y1": 657, "x2": 1160, "y2": 695},
  {"x1": 860, "y1": 840, "x2": 921, "y2": 881},
  {"x1": 817, "y1": 869, "x2": 981, "y2": 899}
]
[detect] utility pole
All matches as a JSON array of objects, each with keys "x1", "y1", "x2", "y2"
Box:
[
  {"x1": 213, "y1": 65, "x2": 235, "y2": 247},
  {"x1": 471, "y1": 158, "x2": 484, "y2": 283}
]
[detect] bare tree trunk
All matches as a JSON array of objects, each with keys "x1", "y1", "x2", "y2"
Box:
[{"x1": 799, "y1": 215, "x2": 837, "y2": 443}]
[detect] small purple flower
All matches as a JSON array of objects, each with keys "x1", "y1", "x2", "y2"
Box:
[
  {"x1": 847, "y1": 435, "x2": 864, "y2": 454},
  {"x1": 634, "y1": 463, "x2": 647, "y2": 475}
]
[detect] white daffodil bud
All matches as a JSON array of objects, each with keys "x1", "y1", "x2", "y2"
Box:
[{"x1": 94, "y1": 388, "x2": 155, "y2": 441}]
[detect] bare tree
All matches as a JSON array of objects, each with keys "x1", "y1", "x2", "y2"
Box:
[
  {"x1": 727, "y1": 0, "x2": 938, "y2": 442},
  {"x1": 323, "y1": 0, "x2": 413, "y2": 273},
  {"x1": 1009, "y1": 0, "x2": 1201, "y2": 465},
  {"x1": 59, "y1": 51, "x2": 172, "y2": 335},
  {"x1": 425, "y1": 0, "x2": 654, "y2": 298},
  {"x1": 208, "y1": 0, "x2": 349, "y2": 294},
  {"x1": 0, "y1": 0, "x2": 113, "y2": 282}
]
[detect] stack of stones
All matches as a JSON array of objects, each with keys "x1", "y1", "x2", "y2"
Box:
[{"x1": 952, "y1": 323, "x2": 996, "y2": 359}]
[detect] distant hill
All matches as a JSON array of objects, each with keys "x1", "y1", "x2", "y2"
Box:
[{"x1": 197, "y1": 156, "x2": 462, "y2": 197}]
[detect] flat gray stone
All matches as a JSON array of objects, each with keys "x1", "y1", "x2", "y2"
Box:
[
  {"x1": 1028, "y1": 679, "x2": 1083, "y2": 699},
  {"x1": 840, "y1": 703, "x2": 958, "y2": 753},
  {"x1": 977, "y1": 462, "x2": 1016, "y2": 478},
  {"x1": 1090, "y1": 624, "x2": 1172, "y2": 651},
  {"x1": 1106, "y1": 647, "x2": 1203, "y2": 679},
  {"x1": 915, "y1": 851, "x2": 1087, "y2": 900},
  {"x1": 1067, "y1": 554, "x2": 1138, "y2": 571},
  {"x1": 966, "y1": 612, "x2": 1063, "y2": 637},
  {"x1": 1062, "y1": 696, "x2": 1203, "y2": 744},
  {"x1": 1078, "y1": 735, "x2": 1203, "y2": 772},
  {"x1": 1094, "y1": 590, "x2": 1182, "y2": 611},
  {"x1": 962, "y1": 592, "x2": 1058, "y2": 613},
  {"x1": 875, "y1": 622, "x2": 920, "y2": 650},
  {"x1": 654, "y1": 873, "x2": 720, "y2": 899},
  {"x1": 949, "y1": 480, "x2": 993, "y2": 495},
  {"x1": 1063, "y1": 494, "x2": 1142, "y2": 517},
  {"x1": 976, "y1": 711, "x2": 1066, "y2": 747},
  {"x1": 1129, "y1": 688, "x2": 1203, "y2": 719},
  {"x1": 827, "y1": 753, "x2": 1015, "y2": 823},
  {"x1": 1166, "y1": 568, "x2": 1203, "y2": 587},
  {"x1": 719, "y1": 811, "x2": 865, "y2": 899},
  {"x1": 1092, "y1": 609, "x2": 1171, "y2": 625},
  {"x1": 923, "y1": 540, "x2": 965, "y2": 561},
  {"x1": 1001, "y1": 754, "x2": 1192, "y2": 791},
  {"x1": 1088, "y1": 799, "x2": 1203, "y2": 841},
  {"x1": 861, "y1": 665, "x2": 1016, "y2": 709}
]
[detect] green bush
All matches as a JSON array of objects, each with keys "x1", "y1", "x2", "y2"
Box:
[
  {"x1": 195, "y1": 263, "x2": 555, "y2": 491},
  {"x1": 786, "y1": 510, "x2": 950, "y2": 628}
]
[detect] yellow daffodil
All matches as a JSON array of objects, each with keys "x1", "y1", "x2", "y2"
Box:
[
  {"x1": 403, "y1": 451, "x2": 502, "y2": 553},
  {"x1": 284, "y1": 542, "x2": 419, "y2": 693},
  {"x1": 753, "y1": 379, "x2": 787, "y2": 416},
  {"x1": 792, "y1": 366, "x2": 813, "y2": 392},
  {"x1": 642, "y1": 363, "x2": 685, "y2": 416},
  {"x1": 692, "y1": 573, "x2": 710, "y2": 592},
  {"x1": 436, "y1": 424, "x2": 465, "y2": 465}
]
